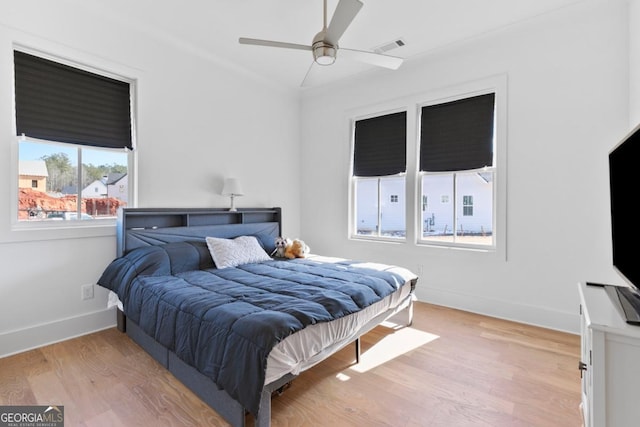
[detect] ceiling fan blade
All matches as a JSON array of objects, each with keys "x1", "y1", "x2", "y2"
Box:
[
  {"x1": 339, "y1": 48, "x2": 403, "y2": 70},
  {"x1": 239, "y1": 37, "x2": 312, "y2": 51},
  {"x1": 300, "y1": 61, "x2": 318, "y2": 87},
  {"x1": 325, "y1": 0, "x2": 363, "y2": 46}
]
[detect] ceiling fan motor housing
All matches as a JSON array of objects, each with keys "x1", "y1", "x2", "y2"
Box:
[
  {"x1": 312, "y1": 42, "x2": 337, "y2": 65},
  {"x1": 312, "y1": 30, "x2": 337, "y2": 65}
]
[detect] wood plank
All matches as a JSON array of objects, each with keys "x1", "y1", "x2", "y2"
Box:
[{"x1": 0, "y1": 302, "x2": 582, "y2": 426}]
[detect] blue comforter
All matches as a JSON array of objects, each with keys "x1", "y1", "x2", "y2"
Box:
[{"x1": 97, "y1": 241, "x2": 414, "y2": 416}]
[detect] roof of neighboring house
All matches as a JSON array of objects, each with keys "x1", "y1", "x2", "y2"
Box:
[
  {"x1": 61, "y1": 185, "x2": 77, "y2": 195},
  {"x1": 19, "y1": 160, "x2": 49, "y2": 177},
  {"x1": 105, "y1": 173, "x2": 126, "y2": 185},
  {"x1": 84, "y1": 179, "x2": 107, "y2": 190}
]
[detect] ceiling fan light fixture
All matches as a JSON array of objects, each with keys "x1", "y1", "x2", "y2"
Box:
[
  {"x1": 239, "y1": 0, "x2": 404, "y2": 84},
  {"x1": 312, "y1": 42, "x2": 336, "y2": 66}
]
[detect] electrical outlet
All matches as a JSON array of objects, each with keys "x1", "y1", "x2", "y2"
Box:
[
  {"x1": 417, "y1": 264, "x2": 424, "y2": 276},
  {"x1": 81, "y1": 283, "x2": 94, "y2": 300}
]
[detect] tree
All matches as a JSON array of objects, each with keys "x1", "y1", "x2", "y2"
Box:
[{"x1": 41, "y1": 153, "x2": 74, "y2": 192}]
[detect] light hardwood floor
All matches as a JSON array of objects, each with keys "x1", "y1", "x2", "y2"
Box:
[{"x1": 0, "y1": 302, "x2": 582, "y2": 426}]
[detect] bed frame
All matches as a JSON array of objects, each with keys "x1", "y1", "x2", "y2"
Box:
[{"x1": 113, "y1": 207, "x2": 416, "y2": 427}]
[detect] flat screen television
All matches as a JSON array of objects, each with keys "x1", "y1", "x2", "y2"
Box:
[{"x1": 608, "y1": 122, "x2": 640, "y2": 325}]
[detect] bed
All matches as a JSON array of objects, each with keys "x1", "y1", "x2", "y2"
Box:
[{"x1": 97, "y1": 207, "x2": 418, "y2": 427}]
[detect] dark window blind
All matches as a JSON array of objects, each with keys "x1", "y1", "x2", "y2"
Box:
[
  {"x1": 420, "y1": 93, "x2": 494, "y2": 172},
  {"x1": 14, "y1": 50, "x2": 132, "y2": 150},
  {"x1": 353, "y1": 111, "x2": 406, "y2": 177}
]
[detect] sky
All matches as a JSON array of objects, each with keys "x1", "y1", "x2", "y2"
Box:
[{"x1": 19, "y1": 140, "x2": 127, "y2": 166}]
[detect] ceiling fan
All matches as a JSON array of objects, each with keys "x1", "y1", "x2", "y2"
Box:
[{"x1": 239, "y1": 0, "x2": 403, "y2": 86}]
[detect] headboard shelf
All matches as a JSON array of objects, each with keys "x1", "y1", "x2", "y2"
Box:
[{"x1": 116, "y1": 207, "x2": 282, "y2": 256}]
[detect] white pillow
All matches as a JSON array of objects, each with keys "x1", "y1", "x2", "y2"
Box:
[{"x1": 205, "y1": 235, "x2": 272, "y2": 269}]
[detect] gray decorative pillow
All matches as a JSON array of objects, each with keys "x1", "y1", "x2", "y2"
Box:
[{"x1": 206, "y1": 235, "x2": 272, "y2": 269}]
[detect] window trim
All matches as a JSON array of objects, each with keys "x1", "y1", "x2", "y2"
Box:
[
  {"x1": 3, "y1": 43, "x2": 138, "y2": 243},
  {"x1": 346, "y1": 74, "x2": 507, "y2": 258}
]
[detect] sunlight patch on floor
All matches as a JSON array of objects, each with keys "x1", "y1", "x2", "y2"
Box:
[
  {"x1": 348, "y1": 327, "x2": 439, "y2": 373},
  {"x1": 335, "y1": 372, "x2": 351, "y2": 381}
]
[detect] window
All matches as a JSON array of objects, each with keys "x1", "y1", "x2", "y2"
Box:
[
  {"x1": 348, "y1": 76, "x2": 504, "y2": 252},
  {"x1": 14, "y1": 49, "x2": 134, "y2": 223},
  {"x1": 351, "y1": 111, "x2": 406, "y2": 239},
  {"x1": 419, "y1": 93, "x2": 495, "y2": 247},
  {"x1": 463, "y1": 195, "x2": 473, "y2": 216}
]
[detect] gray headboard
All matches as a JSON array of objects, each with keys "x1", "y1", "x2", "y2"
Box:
[{"x1": 116, "y1": 207, "x2": 282, "y2": 257}]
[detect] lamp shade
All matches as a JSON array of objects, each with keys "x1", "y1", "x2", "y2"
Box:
[{"x1": 222, "y1": 178, "x2": 244, "y2": 196}]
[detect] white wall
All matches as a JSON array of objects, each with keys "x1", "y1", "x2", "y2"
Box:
[
  {"x1": 0, "y1": 1, "x2": 301, "y2": 357},
  {"x1": 300, "y1": 0, "x2": 630, "y2": 333},
  {"x1": 630, "y1": 0, "x2": 640, "y2": 125}
]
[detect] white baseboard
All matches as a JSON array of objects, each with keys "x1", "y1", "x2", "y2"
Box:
[
  {"x1": 0, "y1": 307, "x2": 117, "y2": 359},
  {"x1": 419, "y1": 287, "x2": 580, "y2": 334}
]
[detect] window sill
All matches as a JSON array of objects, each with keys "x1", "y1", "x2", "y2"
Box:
[
  {"x1": 3, "y1": 219, "x2": 117, "y2": 244},
  {"x1": 349, "y1": 235, "x2": 407, "y2": 244},
  {"x1": 416, "y1": 240, "x2": 496, "y2": 253}
]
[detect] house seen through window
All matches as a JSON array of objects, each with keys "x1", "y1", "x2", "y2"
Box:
[{"x1": 18, "y1": 140, "x2": 128, "y2": 221}]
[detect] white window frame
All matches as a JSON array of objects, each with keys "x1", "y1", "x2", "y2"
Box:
[
  {"x1": 416, "y1": 80, "x2": 506, "y2": 255},
  {"x1": 5, "y1": 44, "x2": 138, "y2": 243},
  {"x1": 349, "y1": 106, "x2": 410, "y2": 243},
  {"x1": 346, "y1": 75, "x2": 507, "y2": 257}
]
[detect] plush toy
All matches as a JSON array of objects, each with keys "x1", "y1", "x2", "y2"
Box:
[
  {"x1": 284, "y1": 238, "x2": 310, "y2": 259},
  {"x1": 271, "y1": 236, "x2": 289, "y2": 258}
]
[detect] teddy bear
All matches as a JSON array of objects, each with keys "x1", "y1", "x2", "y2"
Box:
[
  {"x1": 284, "y1": 238, "x2": 310, "y2": 259},
  {"x1": 271, "y1": 236, "x2": 289, "y2": 258}
]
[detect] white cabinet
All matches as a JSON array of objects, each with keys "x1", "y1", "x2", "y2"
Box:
[{"x1": 578, "y1": 282, "x2": 640, "y2": 427}]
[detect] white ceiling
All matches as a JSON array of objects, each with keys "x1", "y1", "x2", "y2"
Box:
[{"x1": 83, "y1": 0, "x2": 587, "y2": 90}]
